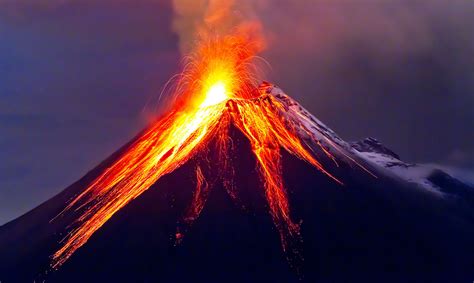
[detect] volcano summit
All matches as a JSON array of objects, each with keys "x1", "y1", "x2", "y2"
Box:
[
  {"x1": 1, "y1": 83, "x2": 473, "y2": 282},
  {"x1": 1, "y1": 31, "x2": 474, "y2": 282}
]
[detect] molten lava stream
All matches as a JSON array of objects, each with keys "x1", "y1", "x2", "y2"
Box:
[
  {"x1": 51, "y1": 33, "x2": 348, "y2": 271},
  {"x1": 52, "y1": 102, "x2": 227, "y2": 268}
]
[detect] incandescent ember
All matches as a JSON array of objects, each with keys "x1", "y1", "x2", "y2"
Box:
[{"x1": 51, "y1": 32, "x2": 368, "y2": 270}]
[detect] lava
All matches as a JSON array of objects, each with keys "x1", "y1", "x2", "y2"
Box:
[{"x1": 51, "y1": 32, "x2": 357, "y2": 270}]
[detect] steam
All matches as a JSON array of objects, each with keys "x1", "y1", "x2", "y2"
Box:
[{"x1": 171, "y1": 0, "x2": 266, "y2": 54}]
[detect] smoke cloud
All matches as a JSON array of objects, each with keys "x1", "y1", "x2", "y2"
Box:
[{"x1": 171, "y1": 0, "x2": 267, "y2": 53}]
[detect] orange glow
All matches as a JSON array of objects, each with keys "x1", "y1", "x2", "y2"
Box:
[
  {"x1": 201, "y1": 81, "x2": 228, "y2": 107},
  {"x1": 51, "y1": 32, "x2": 367, "y2": 270},
  {"x1": 176, "y1": 164, "x2": 211, "y2": 245}
]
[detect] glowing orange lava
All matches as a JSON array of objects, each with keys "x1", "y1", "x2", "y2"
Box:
[{"x1": 51, "y1": 32, "x2": 356, "y2": 270}]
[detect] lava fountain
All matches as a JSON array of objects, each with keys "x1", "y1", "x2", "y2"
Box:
[{"x1": 51, "y1": 31, "x2": 350, "y2": 270}]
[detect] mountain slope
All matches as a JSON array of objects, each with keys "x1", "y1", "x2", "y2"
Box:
[{"x1": 1, "y1": 84, "x2": 473, "y2": 282}]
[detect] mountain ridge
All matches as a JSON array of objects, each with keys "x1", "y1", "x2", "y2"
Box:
[{"x1": 1, "y1": 83, "x2": 473, "y2": 282}]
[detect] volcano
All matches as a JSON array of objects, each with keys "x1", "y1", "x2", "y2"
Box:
[{"x1": 1, "y1": 83, "x2": 473, "y2": 283}]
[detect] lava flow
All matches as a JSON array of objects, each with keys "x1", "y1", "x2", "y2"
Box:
[{"x1": 51, "y1": 32, "x2": 347, "y2": 269}]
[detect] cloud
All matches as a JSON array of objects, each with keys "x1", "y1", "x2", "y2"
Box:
[
  {"x1": 171, "y1": 0, "x2": 268, "y2": 53},
  {"x1": 252, "y1": 0, "x2": 474, "y2": 163}
]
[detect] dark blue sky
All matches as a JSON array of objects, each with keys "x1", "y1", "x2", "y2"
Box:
[{"x1": 1, "y1": 0, "x2": 473, "y2": 224}]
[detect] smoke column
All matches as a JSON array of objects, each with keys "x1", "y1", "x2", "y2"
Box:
[{"x1": 172, "y1": 0, "x2": 266, "y2": 54}]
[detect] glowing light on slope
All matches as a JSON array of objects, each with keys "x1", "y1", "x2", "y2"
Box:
[
  {"x1": 51, "y1": 31, "x2": 373, "y2": 271},
  {"x1": 51, "y1": 32, "x2": 259, "y2": 269}
]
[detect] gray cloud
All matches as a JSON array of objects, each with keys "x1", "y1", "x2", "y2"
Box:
[{"x1": 256, "y1": 0, "x2": 474, "y2": 163}]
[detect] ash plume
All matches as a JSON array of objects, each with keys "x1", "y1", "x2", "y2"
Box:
[{"x1": 171, "y1": 0, "x2": 267, "y2": 54}]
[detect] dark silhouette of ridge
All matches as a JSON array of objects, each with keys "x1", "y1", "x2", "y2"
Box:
[{"x1": 1, "y1": 88, "x2": 473, "y2": 283}]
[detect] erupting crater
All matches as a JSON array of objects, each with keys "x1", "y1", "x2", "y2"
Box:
[{"x1": 50, "y1": 34, "x2": 373, "y2": 270}]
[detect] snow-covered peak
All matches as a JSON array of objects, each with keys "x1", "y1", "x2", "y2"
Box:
[
  {"x1": 350, "y1": 137, "x2": 400, "y2": 160},
  {"x1": 263, "y1": 83, "x2": 347, "y2": 148},
  {"x1": 262, "y1": 83, "x2": 473, "y2": 197}
]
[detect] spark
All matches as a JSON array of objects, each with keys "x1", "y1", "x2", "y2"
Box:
[{"x1": 51, "y1": 31, "x2": 371, "y2": 270}]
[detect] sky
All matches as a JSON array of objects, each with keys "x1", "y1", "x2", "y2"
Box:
[{"x1": 1, "y1": 0, "x2": 473, "y2": 225}]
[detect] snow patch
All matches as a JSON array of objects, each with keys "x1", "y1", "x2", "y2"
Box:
[{"x1": 265, "y1": 83, "x2": 472, "y2": 197}]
